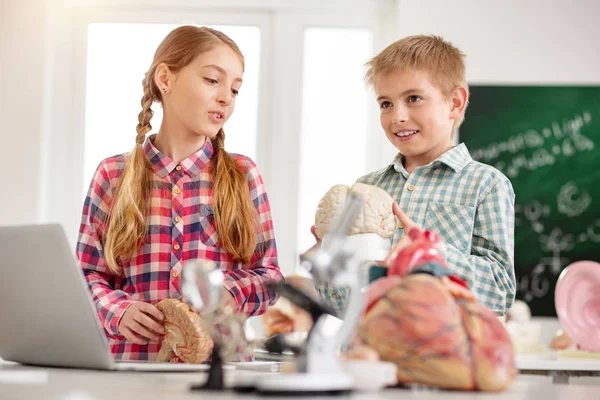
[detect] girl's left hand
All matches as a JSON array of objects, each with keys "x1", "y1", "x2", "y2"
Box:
[{"x1": 221, "y1": 287, "x2": 237, "y2": 309}]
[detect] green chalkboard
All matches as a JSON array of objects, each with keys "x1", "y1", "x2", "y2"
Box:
[{"x1": 459, "y1": 85, "x2": 600, "y2": 317}]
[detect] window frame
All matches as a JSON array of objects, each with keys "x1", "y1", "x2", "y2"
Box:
[{"x1": 43, "y1": 1, "x2": 382, "y2": 274}]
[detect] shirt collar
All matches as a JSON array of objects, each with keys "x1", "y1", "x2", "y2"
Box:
[
  {"x1": 392, "y1": 143, "x2": 472, "y2": 175},
  {"x1": 143, "y1": 134, "x2": 214, "y2": 178}
]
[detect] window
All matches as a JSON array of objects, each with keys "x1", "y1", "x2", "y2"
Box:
[
  {"x1": 46, "y1": 5, "x2": 378, "y2": 272},
  {"x1": 297, "y1": 27, "x2": 374, "y2": 255}
]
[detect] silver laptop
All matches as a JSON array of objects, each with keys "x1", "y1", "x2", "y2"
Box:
[{"x1": 0, "y1": 223, "x2": 210, "y2": 372}]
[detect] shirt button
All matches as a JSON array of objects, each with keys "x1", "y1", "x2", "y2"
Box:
[
  {"x1": 172, "y1": 270, "x2": 180, "y2": 278},
  {"x1": 173, "y1": 243, "x2": 181, "y2": 251},
  {"x1": 175, "y1": 165, "x2": 182, "y2": 171},
  {"x1": 173, "y1": 187, "x2": 181, "y2": 195},
  {"x1": 407, "y1": 185, "x2": 416, "y2": 191},
  {"x1": 174, "y1": 216, "x2": 181, "y2": 223}
]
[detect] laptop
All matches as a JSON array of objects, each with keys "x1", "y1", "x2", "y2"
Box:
[{"x1": 0, "y1": 223, "x2": 211, "y2": 372}]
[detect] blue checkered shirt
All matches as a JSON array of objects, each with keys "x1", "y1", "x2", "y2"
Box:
[{"x1": 315, "y1": 143, "x2": 516, "y2": 316}]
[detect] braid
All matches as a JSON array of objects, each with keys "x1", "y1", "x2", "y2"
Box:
[
  {"x1": 212, "y1": 129, "x2": 225, "y2": 151},
  {"x1": 104, "y1": 77, "x2": 156, "y2": 274},
  {"x1": 136, "y1": 77, "x2": 155, "y2": 143},
  {"x1": 211, "y1": 129, "x2": 257, "y2": 266}
]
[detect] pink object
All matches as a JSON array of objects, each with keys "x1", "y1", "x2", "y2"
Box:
[
  {"x1": 389, "y1": 228, "x2": 447, "y2": 277},
  {"x1": 555, "y1": 260, "x2": 600, "y2": 352}
]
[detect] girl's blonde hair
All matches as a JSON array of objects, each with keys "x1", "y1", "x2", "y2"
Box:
[
  {"x1": 104, "y1": 26, "x2": 257, "y2": 274},
  {"x1": 365, "y1": 35, "x2": 469, "y2": 128}
]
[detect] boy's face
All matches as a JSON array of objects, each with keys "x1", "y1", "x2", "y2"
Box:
[{"x1": 375, "y1": 69, "x2": 465, "y2": 166}]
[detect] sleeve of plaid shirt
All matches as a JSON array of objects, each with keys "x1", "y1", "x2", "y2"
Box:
[
  {"x1": 222, "y1": 159, "x2": 284, "y2": 316},
  {"x1": 437, "y1": 177, "x2": 516, "y2": 315},
  {"x1": 314, "y1": 278, "x2": 349, "y2": 318},
  {"x1": 76, "y1": 161, "x2": 136, "y2": 340},
  {"x1": 314, "y1": 177, "x2": 516, "y2": 318}
]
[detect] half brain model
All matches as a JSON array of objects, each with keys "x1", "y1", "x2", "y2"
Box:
[
  {"x1": 314, "y1": 183, "x2": 395, "y2": 239},
  {"x1": 155, "y1": 299, "x2": 214, "y2": 363}
]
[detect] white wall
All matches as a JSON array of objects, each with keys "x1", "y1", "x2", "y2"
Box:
[
  {"x1": 0, "y1": 0, "x2": 49, "y2": 226},
  {"x1": 2, "y1": 0, "x2": 599, "y2": 227},
  {"x1": 396, "y1": 0, "x2": 600, "y2": 84},
  {"x1": 363, "y1": 0, "x2": 600, "y2": 165}
]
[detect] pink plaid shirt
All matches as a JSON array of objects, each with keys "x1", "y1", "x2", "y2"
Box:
[{"x1": 76, "y1": 134, "x2": 282, "y2": 361}]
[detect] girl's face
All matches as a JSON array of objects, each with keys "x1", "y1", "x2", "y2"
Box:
[{"x1": 160, "y1": 45, "x2": 244, "y2": 139}]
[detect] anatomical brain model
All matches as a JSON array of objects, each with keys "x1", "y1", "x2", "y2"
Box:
[
  {"x1": 154, "y1": 298, "x2": 251, "y2": 364},
  {"x1": 314, "y1": 183, "x2": 396, "y2": 240},
  {"x1": 155, "y1": 299, "x2": 214, "y2": 363},
  {"x1": 355, "y1": 228, "x2": 517, "y2": 391}
]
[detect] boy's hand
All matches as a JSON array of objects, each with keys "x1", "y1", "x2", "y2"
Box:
[
  {"x1": 311, "y1": 225, "x2": 321, "y2": 244},
  {"x1": 383, "y1": 203, "x2": 421, "y2": 267},
  {"x1": 306, "y1": 225, "x2": 321, "y2": 253},
  {"x1": 393, "y1": 203, "x2": 418, "y2": 233}
]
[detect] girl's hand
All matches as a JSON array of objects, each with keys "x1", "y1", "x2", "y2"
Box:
[{"x1": 119, "y1": 302, "x2": 165, "y2": 344}]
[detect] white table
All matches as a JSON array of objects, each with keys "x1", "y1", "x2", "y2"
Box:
[
  {"x1": 516, "y1": 352, "x2": 600, "y2": 384},
  {"x1": 1, "y1": 361, "x2": 599, "y2": 400}
]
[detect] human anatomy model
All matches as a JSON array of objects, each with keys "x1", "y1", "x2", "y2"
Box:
[
  {"x1": 313, "y1": 183, "x2": 517, "y2": 391},
  {"x1": 314, "y1": 183, "x2": 396, "y2": 240},
  {"x1": 155, "y1": 299, "x2": 214, "y2": 363},
  {"x1": 355, "y1": 227, "x2": 517, "y2": 391}
]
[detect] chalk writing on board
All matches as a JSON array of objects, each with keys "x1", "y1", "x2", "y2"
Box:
[
  {"x1": 470, "y1": 112, "x2": 595, "y2": 179},
  {"x1": 518, "y1": 269, "x2": 549, "y2": 303},
  {"x1": 557, "y1": 182, "x2": 592, "y2": 217},
  {"x1": 515, "y1": 205, "x2": 571, "y2": 302},
  {"x1": 514, "y1": 181, "x2": 597, "y2": 303},
  {"x1": 519, "y1": 200, "x2": 551, "y2": 233},
  {"x1": 540, "y1": 227, "x2": 574, "y2": 274},
  {"x1": 580, "y1": 219, "x2": 600, "y2": 243}
]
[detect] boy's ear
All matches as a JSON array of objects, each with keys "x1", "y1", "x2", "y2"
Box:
[{"x1": 449, "y1": 87, "x2": 468, "y2": 120}]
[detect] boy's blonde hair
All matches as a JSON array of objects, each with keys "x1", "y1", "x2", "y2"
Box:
[{"x1": 365, "y1": 35, "x2": 469, "y2": 128}]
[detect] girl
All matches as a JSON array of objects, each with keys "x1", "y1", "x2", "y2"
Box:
[{"x1": 76, "y1": 26, "x2": 283, "y2": 361}]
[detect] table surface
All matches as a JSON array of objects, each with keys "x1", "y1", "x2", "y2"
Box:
[
  {"x1": 516, "y1": 352, "x2": 600, "y2": 372},
  {"x1": 2, "y1": 360, "x2": 600, "y2": 400}
]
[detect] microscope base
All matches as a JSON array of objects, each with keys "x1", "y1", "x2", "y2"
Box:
[{"x1": 254, "y1": 373, "x2": 354, "y2": 395}]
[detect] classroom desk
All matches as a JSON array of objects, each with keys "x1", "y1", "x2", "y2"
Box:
[
  {"x1": 516, "y1": 353, "x2": 600, "y2": 384},
  {"x1": 1, "y1": 361, "x2": 599, "y2": 400}
]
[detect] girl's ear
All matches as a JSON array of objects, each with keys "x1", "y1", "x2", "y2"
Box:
[{"x1": 154, "y1": 63, "x2": 172, "y2": 94}]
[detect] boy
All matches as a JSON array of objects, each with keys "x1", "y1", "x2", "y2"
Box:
[{"x1": 315, "y1": 35, "x2": 516, "y2": 317}]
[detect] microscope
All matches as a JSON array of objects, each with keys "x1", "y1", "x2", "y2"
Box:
[{"x1": 254, "y1": 193, "x2": 396, "y2": 394}]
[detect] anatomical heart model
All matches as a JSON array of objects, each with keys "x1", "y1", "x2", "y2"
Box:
[{"x1": 356, "y1": 228, "x2": 517, "y2": 391}]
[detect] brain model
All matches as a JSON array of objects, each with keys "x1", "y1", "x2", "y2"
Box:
[
  {"x1": 314, "y1": 183, "x2": 395, "y2": 239},
  {"x1": 356, "y1": 228, "x2": 517, "y2": 391},
  {"x1": 155, "y1": 299, "x2": 214, "y2": 363}
]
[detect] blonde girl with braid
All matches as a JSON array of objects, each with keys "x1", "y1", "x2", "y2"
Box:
[{"x1": 76, "y1": 26, "x2": 283, "y2": 361}]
